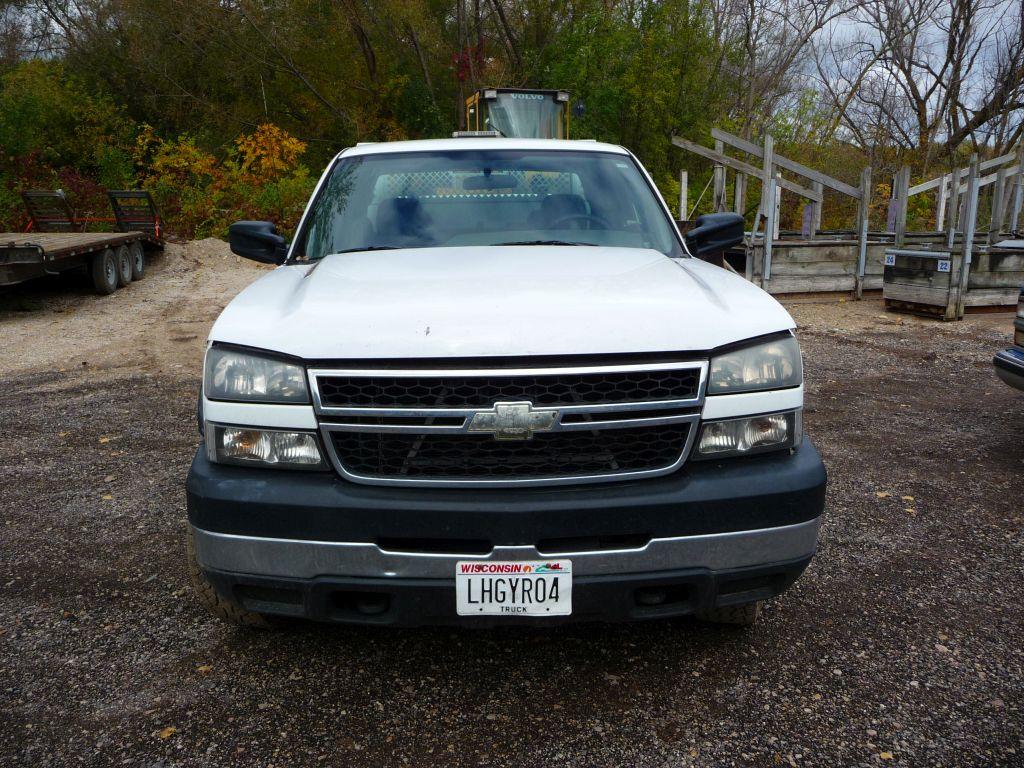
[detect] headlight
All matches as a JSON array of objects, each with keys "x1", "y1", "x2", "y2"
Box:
[
  {"x1": 694, "y1": 410, "x2": 801, "y2": 459},
  {"x1": 205, "y1": 424, "x2": 325, "y2": 469},
  {"x1": 204, "y1": 347, "x2": 309, "y2": 403},
  {"x1": 708, "y1": 336, "x2": 802, "y2": 394}
]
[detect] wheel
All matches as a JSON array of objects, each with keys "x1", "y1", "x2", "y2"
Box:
[
  {"x1": 90, "y1": 248, "x2": 118, "y2": 295},
  {"x1": 115, "y1": 245, "x2": 133, "y2": 287},
  {"x1": 129, "y1": 242, "x2": 145, "y2": 280},
  {"x1": 697, "y1": 601, "x2": 762, "y2": 626},
  {"x1": 186, "y1": 526, "x2": 283, "y2": 629}
]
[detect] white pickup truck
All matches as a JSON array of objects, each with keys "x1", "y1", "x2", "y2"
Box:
[{"x1": 186, "y1": 138, "x2": 826, "y2": 628}]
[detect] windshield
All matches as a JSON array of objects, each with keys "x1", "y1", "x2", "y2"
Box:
[
  {"x1": 484, "y1": 93, "x2": 564, "y2": 138},
  {"x1": 293, "y1": 149, "x2": 683, "y2": 260}
]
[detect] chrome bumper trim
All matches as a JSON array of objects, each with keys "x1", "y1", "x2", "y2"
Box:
[
  {"x1": 306, "y1": 361, "x2": 709, "y2": 419},
  {"x1": 191, "y1": 518, "x2": 821, "y2": 580},
  {"x1": 306, "y1": 360, "x2": 708, "y2": 488}
]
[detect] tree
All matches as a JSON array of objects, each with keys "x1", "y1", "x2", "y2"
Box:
[
  {"x1": 814, "y1": 0, "x2": 1024, "y2": 168},
  {"x1": 710, "y1": 0, "x2": 866, "y2": 139}
]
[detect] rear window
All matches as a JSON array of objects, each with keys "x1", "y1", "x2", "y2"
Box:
[{"x1": 293, "y1": 149, "x2": 682, "y2": 259}]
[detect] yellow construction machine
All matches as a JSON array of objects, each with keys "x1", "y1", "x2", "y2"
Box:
[{"x1": 463, "y1": 88, "x2": 577, "y2": 139}]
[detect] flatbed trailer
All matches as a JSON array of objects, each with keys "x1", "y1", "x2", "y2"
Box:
[
  {"x1": 0, "y1": 231, "x2": 160, "y2": 294},
  {"x1": 1, "y1": 188, "x2": 165, "y2": 294}
]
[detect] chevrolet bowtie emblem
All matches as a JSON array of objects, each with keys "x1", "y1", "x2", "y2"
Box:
[{"x1": 468, "y1": 401, "x2": 559, "y2": 440}]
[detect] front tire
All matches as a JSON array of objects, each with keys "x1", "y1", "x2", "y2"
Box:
[
  {"x1": 697, "y1": 601, "x2": 762, "y2": 626},
  {"x1": 90, "y1": 248, "x2": 118, "y2": 295},
  {"x1": 186, "y1": 527, "x2": 283, "y2": 629}
]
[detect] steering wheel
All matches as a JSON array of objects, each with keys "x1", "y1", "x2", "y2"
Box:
[{"x1": 549, "y1": 213, "x2": 612, "y2": 230}]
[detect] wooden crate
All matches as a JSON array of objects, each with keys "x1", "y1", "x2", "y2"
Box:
[
  {"x1": 882, "y1": 250, "x2": 956, "y2": 319},
  {"x1": 882, "y1": 244, "x2": 1024, "y2": 319},
  {"x1": 748, "y1": 240, "x2": 886, "y2": 295},
  {"x1": 966, "y1": 249, "x2": 1024, "y2": 306}
]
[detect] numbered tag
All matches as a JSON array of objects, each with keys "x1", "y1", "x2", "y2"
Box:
[
  {"x1": 937, "y1": 260, "x2": 951, "y2": 272},
  {"x1": 884, "y1": 253, "x2": 896, "y2": 266}
]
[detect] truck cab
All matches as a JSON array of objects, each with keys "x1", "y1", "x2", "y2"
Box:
[{"x1": 186, "y1": 138, "x2": 826, "y2": 628}]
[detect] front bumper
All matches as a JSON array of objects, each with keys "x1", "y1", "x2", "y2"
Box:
[
  {"x1": 197, "y1": 553, "x2": 815, "y2": 627},
  {"x1": 187, "y1": 438, "x2": 826, "y2": 625},
  {"x1": 994, "y1": 346, "x2": 1024, "y2": 391}
]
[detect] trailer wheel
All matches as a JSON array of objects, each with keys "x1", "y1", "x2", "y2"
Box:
[
  {"x1": 696, "y1": 601, "x2": 762, "y2": 626},
  {"x1": 90, "y1": 248, "x2": 119, "y2": 295},
  {"x1": 186, "y1": 527, "x2": 285, "y2": 629},
  {"x1": 115, "y1": 245, "x2": 133, "y2": 287},
  {"x1": 129, "y1": 241, "x2": 145, "y2": 280}
]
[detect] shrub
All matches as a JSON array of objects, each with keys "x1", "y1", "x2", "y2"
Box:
[
  {"x1": 0, "y1": 60, "x2": 315, "y2": 237},
  {"x1": 134, "y1": 123, "x2": 314, "y2": 237}
]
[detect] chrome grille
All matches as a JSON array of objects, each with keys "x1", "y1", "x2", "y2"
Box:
[
  {"x1": 316, "y1": 368, "x2": 701, "y2": 408},
  {"x1": 309, "y1": 361, "x2": 707, "y2": 487},
  {"x1": 330, "y1": 425, "x2": 692, "y2": 480}
]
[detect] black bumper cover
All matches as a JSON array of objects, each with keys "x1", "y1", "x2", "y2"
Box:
[
  {"x1": 187, "y1": 440, "x2": 825, "y2": 626},
  {"x1": 187, "y1": 438, "x2": 826, "y2": 544},
  {"x1": 202, "y1": 556, "x2": 814, "y2": 627}
]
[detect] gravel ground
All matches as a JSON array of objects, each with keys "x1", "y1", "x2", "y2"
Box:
[{"x1": 1, "y1": 244, "x2": 1022, "y2": 767}]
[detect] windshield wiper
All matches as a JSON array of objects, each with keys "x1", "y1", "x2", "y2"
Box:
[
  {"x1": 331, "y1": 246, "x2": 402, "y2": 254},
  {"x1": 493, "y1": 239, "x2": 591, "y2": 247}
]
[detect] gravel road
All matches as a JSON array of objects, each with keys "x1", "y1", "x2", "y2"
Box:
[{"x1": 1, "y1": 243, "x2": 1021, "y2": 767}]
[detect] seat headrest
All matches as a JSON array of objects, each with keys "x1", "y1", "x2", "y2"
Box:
[{"x1": 375, "y1": 197, "x2": 432, "y2": 240}]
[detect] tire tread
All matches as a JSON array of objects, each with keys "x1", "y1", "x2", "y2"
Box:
[
  {"x1": 186, "y1": 527, "x2": 281, "y2": 629},
  {"x1": 129, "y1": 242, "x2": 145, "y2": 280},
  {"x1": 115, "y1": 245, "x2": 133, "y2": 287},
  {"x1": 90, "y1": 249, "x2": 118, "y2": 295}
]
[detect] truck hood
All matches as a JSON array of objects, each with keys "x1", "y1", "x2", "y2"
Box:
[{"x1": 209, "y1": 246, "x2": 795, "y2": 359}]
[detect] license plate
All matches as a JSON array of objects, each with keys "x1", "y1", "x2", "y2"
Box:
[{"x1": 456, "y1": 560, "x2": 572, "y2": 616}]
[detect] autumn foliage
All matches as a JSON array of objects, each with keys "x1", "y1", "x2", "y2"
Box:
[
  {"x1": 136, "y1": 122, "x2": 313, "y2": 237},
  {"x1": 0, "y1": 61, "x2": 313, "y2": 237}
]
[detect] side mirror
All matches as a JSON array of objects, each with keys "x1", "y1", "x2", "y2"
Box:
[
  {"x1": 684, "y1": 213, "x2": 744, "y2": 265},
  {"x1": 229, "y1": 221, "x2": 288, "y2": 265}
]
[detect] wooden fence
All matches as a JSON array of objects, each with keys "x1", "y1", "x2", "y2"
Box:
[
  {"x1": 883, "y1": 149, "x2": 1024, "y2": 319},
  {"x1": 672, "y1": 129, "x2": 1023, "y2": 317},
  {"x1": 672, "y1": 129, "x2": 874, "y2": 297}
]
